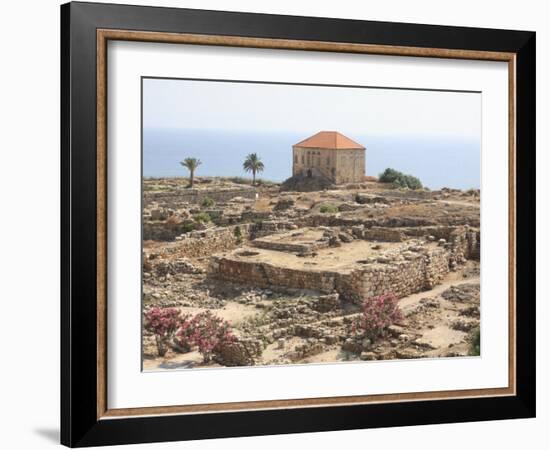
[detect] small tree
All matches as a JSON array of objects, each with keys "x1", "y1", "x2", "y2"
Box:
[
  {"x1": 189, "y1": 311, "x2": 235, "y2": 362},
  {"x1": 180, "y1": 157, "x2": 202, "y2": 188},
  {"x1": 379, "y1": 168, "x2": 422, "y2": 190},
  {"x1": 243, "y1": 153, "x2": 265, "y2": 186},
  {"x1": 143, "y1": 307, "x2": 182, "y2": 356},
  {"x1": 353, "y1": 293, "x2": 403, "y2": 341}
]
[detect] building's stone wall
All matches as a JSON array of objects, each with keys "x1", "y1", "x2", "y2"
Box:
[
  {"x1": 335, "y1": 149, "x2": 366, "y2": 184},
  {"x1": 292, "y1": 146, "x2": 365, "y2": 184},
  {"x1": 293, "y1": 146, "x2": 335, "y2": 180}
]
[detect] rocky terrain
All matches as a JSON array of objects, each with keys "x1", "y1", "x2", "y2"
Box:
[{"x1": 142, "y1": 177, "x2": 480, "y2": 370}]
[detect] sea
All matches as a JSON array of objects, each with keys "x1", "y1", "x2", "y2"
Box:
[{"x1": 143, "y1": 128, "x2": 480, "y2": 190}]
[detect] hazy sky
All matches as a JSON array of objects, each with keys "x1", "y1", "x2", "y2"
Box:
[{"x1": 143, "y1": 77, "x2": 481, "y2": 139}]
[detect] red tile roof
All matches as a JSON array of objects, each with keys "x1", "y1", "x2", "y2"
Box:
[{"x1": 293, "y1": 131, "x2": 365, "y2": 150}]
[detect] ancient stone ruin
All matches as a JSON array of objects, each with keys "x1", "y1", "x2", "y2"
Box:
[
  {"x1": 210, "y1": 225, "x2": 479, "y2": 303},
  {"x1": 142, "y1": 176, "x2": 481, "y2": 370}
]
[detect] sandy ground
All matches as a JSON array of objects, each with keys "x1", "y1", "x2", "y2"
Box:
[
  {"x1": 230, "y1": 240, "x2": 420, "y2": 271},
  {"x1": 177, "y1": 301, "x2": 259, "y2": 326},
  {"x1": 143, "y1": 262, "x2": 479, "y2": 370},
  {"x1": 142, "y1": 178, "x2": 480, "y2": 370}
]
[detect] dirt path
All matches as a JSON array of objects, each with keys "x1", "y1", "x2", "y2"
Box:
[
  {"x1": 178, "y1": 301, "x2": 260, "y2": 326},
  {"x1": 399, "y1": 273, "x2": 480, "y2": 315},
  {"x1": 435, "y1": 199, "x2": 478, "y2": 208}
]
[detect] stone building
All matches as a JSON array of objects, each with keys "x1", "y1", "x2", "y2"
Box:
[{"x1": 292, "y1": 131, "x2": 366, "y2": 184}]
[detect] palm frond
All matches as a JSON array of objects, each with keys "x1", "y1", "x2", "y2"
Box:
[
  {"x1": 180, "y1": 157, "x2": 202, "y2": 170},
  {"x1": 243, "y1": 153, "x2": 264, "y2": 173}
]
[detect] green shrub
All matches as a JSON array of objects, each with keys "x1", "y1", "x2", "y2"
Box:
[
  {"x1": 201, "y1": 197, "x2": 215, "y2": 207},
  {"x1": 379, "y1": 168, "x2": 423, "y2": 190},
  {"x1": 193, "y1": 212, "x2": 211, "y2": 223},
  {"x1": 468, "y1": 326, "x2": 480, "y2": 356},
  {"x1": 379, "y1": 168, "x2": 400, "y2": 183},
  {"x1": 180, "y1": 222, "x2": 196, "y2": 233},
  {"x1": 228, "y1": 176, "x2": 250, "y2": 185},
  {"x1": 255, "y1": 178, "x2": 276, "y2": 186},
  {"x1": 319, "y1": 204, "x2": 338, "y2": 214},
  {"x1": 233, "y1": 226, "x2": 243, "y2": 243}
]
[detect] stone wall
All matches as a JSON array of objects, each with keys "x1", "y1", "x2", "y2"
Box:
[
  {"x1": 144, "y1": 217, "x2": 297, "y2": 242},
  {"x1": 252, "y1": 239, "x2": 330, "y2": 253},
  {"x1": 400, "y1": 225, "x2": 480, "y2": 262},
  {"x1": 210, "y1": 257, "x2": 340, "y2": 294},
  {"x1": 144, "y1": 187, "x2": 256, "y2": 207},
  {"x1": 299, "y1": 212, "x2": 479, "y2": 229},
  {"x1": 298, "y1": 214, "x2": 437, "y2": 229},
  {"x1": 336, "y1": 247, "x2": 450, "y2": 302},
  {"x1": 143, "y1": 222, "x2": 184, "y2": 241},
  {"x1": 159, "y1": 224, "x2": 254, "y2": 259},
  {"x1": 210, "y1": 246, "x2": 450, "y2": 304},
  {"x1": 354, "y1": 226, "x2": 405, "y2": 242},
  {"x1": 249, "y1": 220, "x2": 297, "y2": 239},
  {"x1": 423, "y1": 249, "x2": 451, "y2": 288}
]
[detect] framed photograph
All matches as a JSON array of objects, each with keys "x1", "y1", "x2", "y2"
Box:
[{"x1": 61, "y1": 2, "x2": 536, "y2": 447}]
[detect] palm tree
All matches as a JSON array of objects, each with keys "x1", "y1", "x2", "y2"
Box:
[
  {"x1": 243, "y1": 153, "x2": 264, "y2": 186},
  {"x1": 180, "y1": 157, "x2": 202, "y2": 188}
]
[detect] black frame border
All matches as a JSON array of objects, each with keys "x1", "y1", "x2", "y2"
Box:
[{"x1": 61, "y1": 2, "x2": 535, "y2": 447}]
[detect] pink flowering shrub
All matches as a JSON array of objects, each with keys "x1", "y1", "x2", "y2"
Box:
[
  {"x1": 143, "y1": 307, "x2": 182, "y2": 356},
  {"x1": 173, "y1": 314, "x2": 195, "y2": 353},
  {"x1": 354, "y1": 293, "x2": 403, "y2": 340},
  {"x1": 144, "y1": 307, "x2": 236, "y2": 361},
  {"x1": 188, "y1": 311, "x2": 236, "y2": 362}
]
